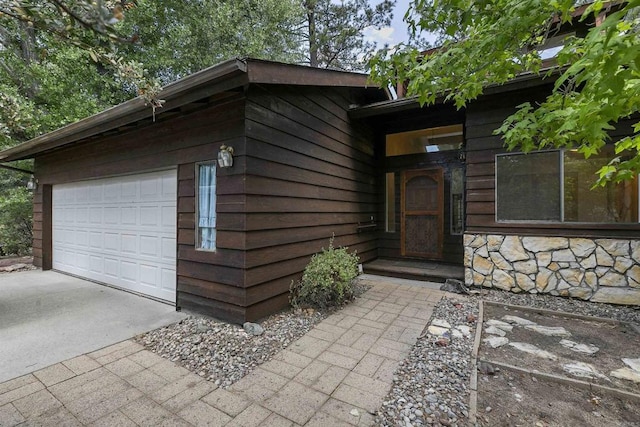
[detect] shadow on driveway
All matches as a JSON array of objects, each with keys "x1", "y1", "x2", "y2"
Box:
[{"x1": 0, "y1": 270, "x2": 186, "y2": 383}]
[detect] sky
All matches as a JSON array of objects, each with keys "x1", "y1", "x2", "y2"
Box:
[{"x1": 364, "y1": 0, "x2": 438, "y2": 48}]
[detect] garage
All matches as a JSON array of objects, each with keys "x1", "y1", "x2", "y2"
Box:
[{"x1": 52, "y1": 169, "x2": 177, "y2": 302}]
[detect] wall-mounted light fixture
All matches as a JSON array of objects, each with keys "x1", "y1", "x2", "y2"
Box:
[
  {"x1": 26, "y1": 175, "x2": 38, "y2": 190},
  {"x1": 217, "y1": 145, "x2": 234, "y2": 168}
]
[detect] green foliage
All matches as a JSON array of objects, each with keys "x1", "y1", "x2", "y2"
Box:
[
  {"x1": 370, "y1": 0, "x2": 640, "y2": 186},
  {"x1": 290, "y1": 237, "x2": 360, "y2": 309},
  {"x1": 117, "y1": 0, "x2": 305, "y2": 84},
  {"x1": 0, "y1": 2, "x2": 141, "y2": 148},
  {"x1": 0, "y1": 1, "x2": 160, "y2": 107},
  {"x1": 304, "y1": 0, "x2": 395, "y2": 70},
  {"x1": 0, "y1": 187, "x2": 33, "y2": 256}
]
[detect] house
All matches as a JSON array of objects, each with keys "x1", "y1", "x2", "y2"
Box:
[
  {"x1": 2, "y1": 45, "x2": 639, "y2": 323},
  {"x1": 354, "y1": 77, "x2": 640, "y2": 306},
  {"x1": 0, "y1": 59, "x2": 389, "y2": 323}
]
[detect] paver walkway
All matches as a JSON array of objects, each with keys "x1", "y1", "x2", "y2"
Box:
[{"x1": 0, "y1": 276, "x2": 447, "y2": 426}]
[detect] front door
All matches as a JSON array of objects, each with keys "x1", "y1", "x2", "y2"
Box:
[{"x1": 401, "y1": 168, "x2": 444, "y2": 259}]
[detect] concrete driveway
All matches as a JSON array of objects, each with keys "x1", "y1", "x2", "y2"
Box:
[{"x1": 0, "y1": 270, "x2": 186, "y2": 383}]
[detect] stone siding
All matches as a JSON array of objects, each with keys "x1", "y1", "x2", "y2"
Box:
[{"x1": 464, "y1": 234, "x2": 640, "y2": 305}]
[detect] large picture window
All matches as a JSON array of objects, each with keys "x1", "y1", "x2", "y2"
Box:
[
  {"x1": 197, "y1": 162, "x2": 217, "y2": 250},
  {"x1": 496, "y1": 147, "x2": 639, "y2": 223}
]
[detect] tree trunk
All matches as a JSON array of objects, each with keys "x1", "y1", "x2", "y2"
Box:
[
  {"x1": 19, "y1": 22, "x2": 39, "y2": 99},
  {"x1": 305, "y1": 0, "x2": 318, "y2": 67}
]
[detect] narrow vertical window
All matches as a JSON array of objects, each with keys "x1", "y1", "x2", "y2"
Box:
[
  {"x1": 385, "y1": 172, "x2": 396, "y2": 232},
  {"x1": 197, "y1": 162, "x2": 216, "y2": 250},
  {"x1": 450, "y1": 167, "x2": 464, "y2": 234}
]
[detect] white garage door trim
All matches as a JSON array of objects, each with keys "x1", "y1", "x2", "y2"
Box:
[{"x1": 52, "y1": 169, "x2": 177, "y2": 303}]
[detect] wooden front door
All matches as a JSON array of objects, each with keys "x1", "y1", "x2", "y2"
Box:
[{"x1": 401, "y1": 168, "x2": 444, "y2": 259}]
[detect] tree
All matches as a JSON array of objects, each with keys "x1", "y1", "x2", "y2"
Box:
[
  {"x1": 303, "y1": 0, "x2": 395, "y2": 70},
  {"x1": 0, "y1": 187, "x2": 32, "y2": 256},
  {"x1": 0, "y1": 1, "x2": 162, "y2": 107},
  {"x1": 117, "y1": 0, "x2": 305, "y2": 84},
  {"x1": 370, "y1": 0, "x2": 640, "y2": 185}
]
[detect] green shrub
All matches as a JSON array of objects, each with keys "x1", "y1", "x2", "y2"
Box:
[
  {"x1": 290, "y1": 237, "x2": 360, "y2": 309},
  {"x1": 0, "y1": 187, "x2": 33, "y2": 256}
]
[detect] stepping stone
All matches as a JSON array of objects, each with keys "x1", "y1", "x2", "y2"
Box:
[
  {"x1": 560, "y1": 339, "x2": 599, "y2": 355},
  {"x1": 525, "y1": 325, "x2": 571, "y2": 337},
  {"x1": 502, "y1": 315, "x2": 537, "y2": 326},
  {"x1": 610, "y1": 368, "x2": 640, "y2": 383},
  {"x1": 484, "y1": 326, "x2": 506, "y2": 337},
  {"x1": 563, "y1": 362, "x2": 609, "y2": 380},
  {"x1": 483, "y1": 336, "x2": 509, "y2": 348},
  {"x1": 508, "y1": 342, "x2": 557, "y2": 360},
  {"x1": 622, "y1": 358, "x2": 640, "y2": 372},
  {"x1": 485, "y1": 319, "x2": 513, "y2": 332}
]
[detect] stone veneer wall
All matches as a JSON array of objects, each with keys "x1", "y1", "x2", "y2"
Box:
[{"x1": 464, "y1": 234, "x2": 640, "y2": 305}]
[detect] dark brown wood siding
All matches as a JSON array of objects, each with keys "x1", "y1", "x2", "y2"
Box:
[
  {"x1": 33, "y1": 93, "x2": 250, "y2": 322},
  {"x1": 465, "y1": 86, "x2": 640, "y2": 238},
  {"x1": 243, "y1": 84, "x2": 378, "y2": 320}
]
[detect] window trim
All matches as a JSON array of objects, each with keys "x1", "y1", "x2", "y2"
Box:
[
  {"x1": 495, "y1": 149, "x2": 640, "y2": 225},
  {"x1": 195, "y1": 160, "x2": 217, "y2": 252}
]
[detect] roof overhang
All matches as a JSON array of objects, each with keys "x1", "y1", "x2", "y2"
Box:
[
  {"x1": 0, "y1": 58, "x2": 380, "y2": 162},
  {"x1": 350, "y1": 68, "x2": 561, "y2": 119}
]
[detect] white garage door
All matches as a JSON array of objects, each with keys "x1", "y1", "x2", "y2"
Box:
[{"x1": 52, "y1": 169, "x2": 177, "y2": 302}]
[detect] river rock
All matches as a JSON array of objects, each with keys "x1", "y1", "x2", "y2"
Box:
[
  {"x1": 243, "y1": 322, "x2": 264, "y2": 336},
  {"x1": 432, "y1": 319, "x2": 451, "y2": 329},
  {"x1": 454, "y1": 324, "x2": 471, "y2": 337},
  {"x1": 428, "y1": 326, "x2": 449, "y2": 336}
]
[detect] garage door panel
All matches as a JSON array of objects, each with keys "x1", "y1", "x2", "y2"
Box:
[
  {"x1": 140, "y1": 264, "x2": 160, "y2": 287},
  {"x1": 121, "y1": 207, "x2": 137, "y2": 225},
  {"x1": 89, "y1": 255, "x2": 102, "y2": 274},
  {"x1": 122, "y1": 181, "x2": 137, "y2": 199},
  {"x1": 161, "y1": 269, "x2": 175, "y2": 290},
  {"x1": 76, "y1": 207, "x2": 89, "y2": 223},
  {"x1": 121, "y1": 234, "x2": 137, "y2": 254},
  {"x1": 121, "y1": 261, "x2": 138, "y2": 283},
  {"x1": 104, "y1": 258, "x2": 119, "y2": 278},
  {"x1": 53, "y1": 170, "x2": 177, "y2": 302},
  {"x1": 104, "y1": 233, "x2": 119, "y2": 252}
]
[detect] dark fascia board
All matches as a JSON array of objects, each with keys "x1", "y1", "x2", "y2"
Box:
[
  {"x1": 350, "y1": 68, "x2": 562, "y2": 119},
  {"x1": 0, "y1": 58, "x2": 248, "y2": 162},
  {"x1": 247, "y1": 58, "x2": 374, "y2": 87},
  {"x1": 0, "y1": 58, "x2": 382, "y2": 162}
]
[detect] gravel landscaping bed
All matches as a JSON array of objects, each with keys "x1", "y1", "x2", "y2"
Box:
[
  {"x1": 136, "y1": 282, "x2": 370, "y2": 388},
  {"x1": 376, "y1": 297, "x2": 479, "y2": 427},
  {"x1": 478, "y1": 288, "x2": 640, "y2": 324},
  {"x1": 137, "y1": 308, "x2": 326, "y2": 387}
]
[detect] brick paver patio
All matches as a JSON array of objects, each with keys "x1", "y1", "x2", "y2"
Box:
[{"x1": 0, "y1": 276, "x2": 447, "y2": 426}]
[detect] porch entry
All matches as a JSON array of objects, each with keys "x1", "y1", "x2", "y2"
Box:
[{"x1": 401, "y1": 168, "x2": 444, "y2": 259}]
